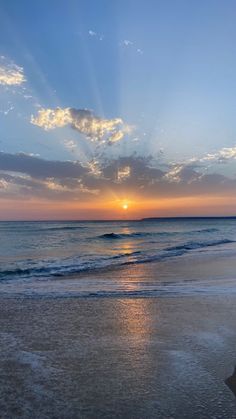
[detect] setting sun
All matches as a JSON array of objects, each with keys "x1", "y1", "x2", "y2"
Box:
[{"x1": 122, "y1": 203, "x2": 128, "y2": 210}]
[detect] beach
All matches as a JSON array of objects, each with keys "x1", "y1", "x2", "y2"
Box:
[
  {"x1": 1, "y1": 219, "x2": 236, "y2": 417},
  {"x1": 1, "y1": 294, "x2": 236, "y2": 418},
  {"x1": 1, "y1": 259, "x2": 236, "y2": 418}
]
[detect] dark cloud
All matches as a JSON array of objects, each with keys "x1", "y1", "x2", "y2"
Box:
[
  {"x1": 0, "y1": 152, "x2": 88, "y2": 179},
  {"x1": 100, "y1": 156, "x2": 164, "y2": 187},
  {"x1": 0, "y1": 152, "x2": 236, "y2": 201}
]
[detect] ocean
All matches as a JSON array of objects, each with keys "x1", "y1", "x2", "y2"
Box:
[{"x1": 1, "y1": 217, "x2": 236, "y2": 298}]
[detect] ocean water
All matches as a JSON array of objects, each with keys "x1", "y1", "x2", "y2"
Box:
[{"x1": 1, "y1": 218, "x2": 236, "y2": 297}]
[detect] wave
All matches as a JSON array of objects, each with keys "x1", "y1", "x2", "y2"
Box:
[
  {"x1": 119, "y1": 239, "x2": 236, "y2": 267},
  {"x1": 99, "y1": 232, "x2": 153, "y2": 239},
  {"x1": 0, "y1": 250, "x2": 141, "y2": 280},
  {"x1": 0, "y1": 238, "x2": 234, "y2": 281},
  {"x1": 99, "y1": 232, "x2": 123, "y2": 239},
  {"x1": 165, "y1": 239, "x2": 234, "y2": 252},
  {"x1": 0, "y1": 263, "x2": 100, "y2": 279},
  {"x1": 192, "y1": 228, "x2": 219, "y2": 233},
  {"x1": 97, "y1": 228, "x2": 219, "y2": 240}
]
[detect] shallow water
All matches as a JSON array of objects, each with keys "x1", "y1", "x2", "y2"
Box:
[{"x1": 1, "y1": 218, "x2": 236, "y2": 297}]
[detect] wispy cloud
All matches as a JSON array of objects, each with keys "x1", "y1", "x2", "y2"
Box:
[
  {"x1": 88, "y1": 30, "x2": 104, "y2": 41},
  {"x1": 88, "y1": 30, "x2": 143, "y2": 54},
  {"x1": 0, "y1": 104, "x2": 14, "y2": 115},
  {"x1": 163, "y1": 145, "x2": 236, "y2": 184},
  {"x1": 63, "y1": 139, "x2": 78, "y2": 152},
  {"x1": 31, "y1": 107, "x2": 131, "y2": 144},
  {"x1": 164, "y1": 163, "x2": 201, "y2": 183},
  {"x1": 199, "y1": 146, "x2": 236, "y2": 163},
  {"x1": 120, "y1": 39, "x2": 144, "y2": 55},
  {"x1": 88, "y1": 30, "x2": 96, "y2": 36},
  {"x1": 0, "y1": 56, "x2": 26, "y2": 86},
  {"x1": 123, "y1": 40, "x2": 133, "y2": 46}
]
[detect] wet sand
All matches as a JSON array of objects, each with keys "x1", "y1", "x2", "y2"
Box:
[{"x1": 1, "y1": 294, "x2": 236, "y2": 418}]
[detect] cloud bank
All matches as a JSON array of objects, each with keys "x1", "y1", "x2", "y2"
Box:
[{"x1": 0, "y1": 152, "x2": 235, "y2": 203}]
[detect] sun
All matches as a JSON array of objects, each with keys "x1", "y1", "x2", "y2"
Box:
[{"x1": 122, "y1": 203, "x2": 128, "y2": 210}]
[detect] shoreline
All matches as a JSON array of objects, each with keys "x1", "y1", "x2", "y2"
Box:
[{"x1": 2, "y1": 246, "x2": 236, "y2": 299}]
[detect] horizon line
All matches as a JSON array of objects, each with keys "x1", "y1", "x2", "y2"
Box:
[{"x1": 1, "y1": 215, "x2": 236, "y2": 222}]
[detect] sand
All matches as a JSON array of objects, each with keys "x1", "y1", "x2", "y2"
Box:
[{"x1": 1, "y1": 294, "x2": 236, "y2": 418}]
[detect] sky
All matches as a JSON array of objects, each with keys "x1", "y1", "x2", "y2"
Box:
[{"x1": 1, "y1": 0, "x2": 236, "y2": 219}]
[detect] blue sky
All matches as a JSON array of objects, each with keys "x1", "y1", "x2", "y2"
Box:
[{"x1": 1, "y1": 0, "x2": 236, "y2": 218}]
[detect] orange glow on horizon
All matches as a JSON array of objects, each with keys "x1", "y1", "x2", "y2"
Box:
[{"x1": 1, "y1": 194, "x2": 236, "y2": 220}]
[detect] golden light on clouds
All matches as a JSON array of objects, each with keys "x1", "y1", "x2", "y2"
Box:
[
  {"x1": 0, "y1": 68, "x2": 25, "y2": 85},
  {"x1": 117, "y1": 166, "x2": 131, "y2": 182},
  {"x1": 31, "y1": 107, "x2": 72, "y2": 130},
  {"x1": 0, "y1": 57, "x2": 26, "y2": 86},
  {"x1": 31, "y1": 107, "x2": 131, "y2": 143}
]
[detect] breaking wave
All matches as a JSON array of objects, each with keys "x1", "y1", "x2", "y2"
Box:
[{"x1": 0, "y1": 238, "x2": 233, "y2": 281}]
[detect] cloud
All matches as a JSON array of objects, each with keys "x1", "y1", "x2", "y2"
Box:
[
  {"x1": 120, "y1": 40, "x2": 144, "y2": 55},
  {"x1": 201, "y1": 146, "x2": 236, "y2": 163},
  {"x1": 31, "y1": 107, "x2": 130, "y2": 144},
  {"x1": 0, "y1": 153, "x2": 99, "y2": 200},
  {"x1": 0, "y1": 104, "x2": 14, "y2": 116},
  {"x1": 89, "y1": 30, "x2": 96, "y2": 36},
  {"x1": 164, "y1": 165, "x2": 183, "y2": 183},
  {"x1": 185, "y1": 146, "x2": 236, "y2": 168},
  {"x1": 108, "y1": 130, "x2": 125, "y2": 143},
  {"x1": 0, "y1": 152, "x2": 88, "y2": 179},
  {"x1": 88, "y1": 30, "x2": 104, "y2": 41},
  {"x1": 162, "y1": 145, "x2": 236, "y2": 185},
  {"x1": 0, "y1": 56, "x2": 26, "y2": 86},
  {"x1": 0, "y1": 179, "x2": 8, "y2": 189},
  {"x1": 1, "y1": 152, "x2": 236, "y2": 202},
  {"x1": 0, "y1": 171, "x2": 99, "y2": 201},
  {"x1": 101, "y1": 156, "x2": 164, "y2": 187},
  {"x1": 117, "y1": 166, "x2": 131, "y2": 182},
  {"x1": 87, "y1": 155, "x2": 236, "y2": 199},
  {"x1": 164, "y1": 164, "x2": 200, "y2": 183},
  {"x1": 63, "y1": 139, "x2": 78, "y2": 152},
  {"x1": 123, "y1": 40, "x2": 133, "y2": 46},
  {"x1": 69, "y1": 109, "x2": 124, "y2": 143},
  {"x1": 31, "y1": 107, "x2": 71, "y2": 130}
]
